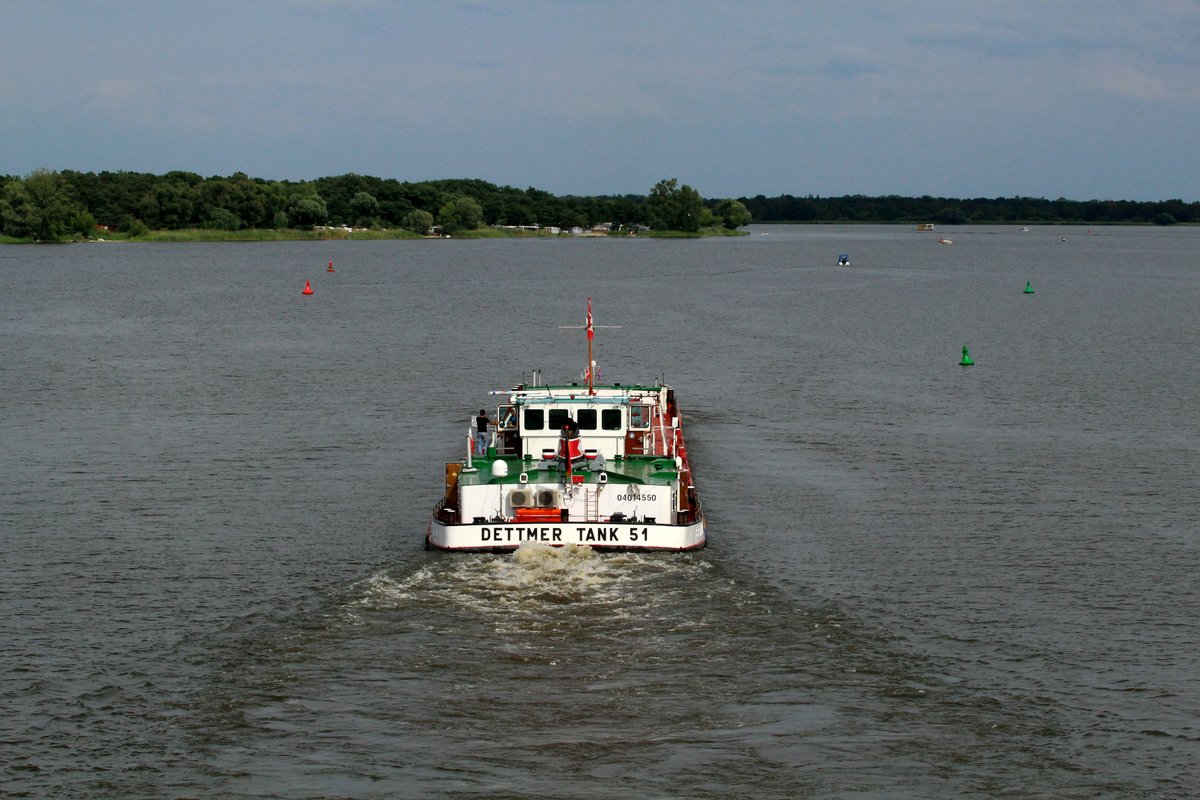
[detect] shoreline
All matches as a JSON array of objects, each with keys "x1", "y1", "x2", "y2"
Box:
[
  {"x1": 6, "y1": 220, "x2": 1191, "y2": 245},
  {"x1": 1, "y1": 227, "x2": 751, "y2": 244}
]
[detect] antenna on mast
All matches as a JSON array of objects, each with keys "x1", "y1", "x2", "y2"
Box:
[{"x1": 558, "y1": 297, "x2": 619, "y2": 395}]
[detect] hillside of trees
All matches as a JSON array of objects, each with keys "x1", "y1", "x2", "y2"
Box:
[
  {"x1": 739, "y1": 193, "x2": 1196, "y2": 226},
  {"x1": 1, "y1": 168, "x2": 1193, "y2": 242},
  {"x1": 0, "y1": 171, "x2": 749, "y2": 242}
]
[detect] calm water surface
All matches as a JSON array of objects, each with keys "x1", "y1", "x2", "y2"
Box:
[{"x1": 2, "y1": 226, "x2": 1198, "y2": 798}]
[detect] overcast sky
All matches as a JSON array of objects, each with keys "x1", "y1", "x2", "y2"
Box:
[{"x1": 4, "y1": 1, "x2": 1199, "y2": 201}]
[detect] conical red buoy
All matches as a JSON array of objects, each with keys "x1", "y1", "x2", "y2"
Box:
[
  {"x1": 327, "y1": 260, "x2": 334, "y2": 273},
  {"x1": 302, "y1": 280, "x2": 314, "y2": 295}
]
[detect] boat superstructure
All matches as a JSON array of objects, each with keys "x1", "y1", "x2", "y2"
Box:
[{"x1": 426, "y1": 302, "x2": 705, "y2": 552}]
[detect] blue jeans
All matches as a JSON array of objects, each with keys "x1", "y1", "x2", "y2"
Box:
[{"x1": 475, "y1": 431, "x2": 489, "y2": 454}]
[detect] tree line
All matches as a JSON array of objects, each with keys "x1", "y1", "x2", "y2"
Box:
[
  {"x1": 2, "y1": 168, "x2": 1193, "y2": 242},
  {"x1": 0, "y1": 170, "x2": 751, "y2": 241},
  {"x1": 739, "y1": 193, "x2": 1196, "y2": 226}
]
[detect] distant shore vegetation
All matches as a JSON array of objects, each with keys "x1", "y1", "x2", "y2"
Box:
[{"x1": 0, "y1": 169, "x2": 1193, "y2": 243}]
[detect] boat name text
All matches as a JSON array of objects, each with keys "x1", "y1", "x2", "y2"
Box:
[{"x1": 479, "y1": 525, "x2": 652, "y2": 543}]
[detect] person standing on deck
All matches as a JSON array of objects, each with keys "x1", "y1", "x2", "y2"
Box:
[{"x1": 474, "y1": 409, "x2": 495, "y2": 455}]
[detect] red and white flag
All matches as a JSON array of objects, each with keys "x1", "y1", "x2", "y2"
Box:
[{"x1": 586, "y1": 297, "x2": 594, "y2": 340}]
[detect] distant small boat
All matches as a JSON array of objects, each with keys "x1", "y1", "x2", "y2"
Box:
[
  {"x1": 1019, "y1": 226, "x2": 1030, "y2": 232},
  {"x1": 915, "y1": 223, "x2": 935, "y2": 231},
  {"x1": 837, "y1": 254, "x2": 850, "y2": 266},
  {"x1": 938, "y1": 236, "x2": 953, "y2": 245}
]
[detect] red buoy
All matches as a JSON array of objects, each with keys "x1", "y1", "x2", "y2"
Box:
[
  {"x1": 327, "y1": 260, "x2": 334, "y2": 273},
  {"x1": 302, "y1": 280, "x2": 314, "y2": 295}
]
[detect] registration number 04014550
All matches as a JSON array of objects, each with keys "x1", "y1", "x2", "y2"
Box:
[{"x1": 615, "y1": 491, "x2": 655, "y2": 502}]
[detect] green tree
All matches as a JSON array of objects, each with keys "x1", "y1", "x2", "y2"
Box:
[
  {"x1": 1, "y1": 169, "x2": 94, "y2": 240},
  {"x1": 460, "y1": 196, "x2": 484, "y2": 229},
  {"x1": 400, "y1": 209, "x2": 434, "y2": 235},
  {"x1": 287, "y1": 192, "x2": 328, "y2": 228},
  {"x1": 205, "y1": 207, "x2": 241, "y2": 230},
  {"x1": 438, "y1": 196, "x2": 484, "y2": 234},
  {"x1": 61, "y1": 170, "x2": 157, "y2": 230},
  {"x1": 348, "y1": 191, "x2": 380, "y2": 226},
  {"x1": 196, "y1": 173, "x2": 272, "y2": 229},
  {"x1": 139, "y1": 181, "x2": 195, "y2": 229},
  {"x1": 646, "y1": 178, "x2": 704, "y2": 232},
  {"x1": 645, "y1": 178, "x2": 679, "y2": 230},
  {"x1": 313, "y1": 173, "x2": 374, "y2": 223},
  {"x1": 713, "y1": 198, "x2": 752, "y2": 229},
  {"x1": 934, "y1": 206, "x2": 967, "y2": 224}
]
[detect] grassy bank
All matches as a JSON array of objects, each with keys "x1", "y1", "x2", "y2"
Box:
[
  {"x1": 3, "y1": 225, "x2": 750, "y2": 244},
  {"x1": 129, "y1": 228, "x2": 426, "y2": 242}
]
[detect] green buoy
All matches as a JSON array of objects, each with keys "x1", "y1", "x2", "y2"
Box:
[
  {"x1": 959, "y1": 345, "x2": 974, "y2": 366},
  {"x1": 1024, "y1": 281, "x2": 1035, "y2": 294}
]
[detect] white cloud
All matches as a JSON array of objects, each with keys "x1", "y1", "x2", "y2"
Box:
[{"x1": 1087, "y1": 62, "x2": 1172, "y2": 104}]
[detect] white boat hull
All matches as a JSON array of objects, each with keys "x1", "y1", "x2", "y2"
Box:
[{"x1": 427, "y1": 517, "x2": 706, "y2": 552}]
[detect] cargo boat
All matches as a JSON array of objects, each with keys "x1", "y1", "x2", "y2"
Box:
[{"x1": 426, "y1": 300, "x2": 705, "y2": 552}]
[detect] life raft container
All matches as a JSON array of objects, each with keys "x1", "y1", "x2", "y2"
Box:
[{"x1": 513, "y1": 507, "x2": 564, "y2": 522}]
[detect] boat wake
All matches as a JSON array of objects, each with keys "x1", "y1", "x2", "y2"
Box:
[
  {"x1": 495, "y1": 541, "x2": 610, "y2": 598},
  {"x1": 346, "y1": 543, "x2": 714, "y2": 626},
  {"x1": 201, "y1": 547, "x2": 1126, "y2": 799}
]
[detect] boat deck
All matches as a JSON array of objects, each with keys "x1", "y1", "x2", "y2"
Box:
[{"x1": 456, "y1": 454, "x2": 679, "y2": 488}]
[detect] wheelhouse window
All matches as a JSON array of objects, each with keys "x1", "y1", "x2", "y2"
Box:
[
  {"x1": 601, "y1": 408, "x2": 623, "y2": 430},
  {"x1": 629, "y1": 404, "x2": 651, "y2": 430},
  {"x1": 548, "y1": 408, "x2": 571, "y2": 430},
  {"x1": 576, "y1": 408, "x2": 597, "y2": 430},
  {"x1": 523, "y1": 408, "x2": 544, "y2": 430}
]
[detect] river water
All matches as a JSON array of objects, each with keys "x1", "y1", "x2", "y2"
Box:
[{"x1": 2, "y1": 225, "x2": 1197, "y2": 798}]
